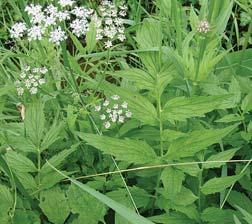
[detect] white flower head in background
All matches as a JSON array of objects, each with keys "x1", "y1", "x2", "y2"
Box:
[
  {"x1": 15, "y1": 65, "x2": 47, "y2": 96},
  {"x1": 94, "y1": 95, "x2": 132, "y2": 129},
  {"x1": 59, "y1": 0, "x2": 75, "y2": 7},
  {"x1": 197, "y1": 20, "x2": 210, "y2": 33},
  {"x1": 49, "y1": 27, "x2": 67, "y2": 45},
  {"x1": 93, "y1": 0, "x2": 127, "y2": 48},
  {"x1": 10, "y1": 22, "x2": 27, "y2": 38}
]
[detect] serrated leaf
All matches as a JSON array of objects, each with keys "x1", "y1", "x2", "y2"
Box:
[
  {"x1": 39, "y1": 187, "x2": 70, "y2": 224},
  {"x1": 5, "y1": 151, "x2": 37, "y2": 173},
  {"x1": 68, "y1": 184, "x2": 107, "y2": 224},
  {"x1": 52, "y1": 166, "x2": 155, "y2": 224},
  {"x1": 0, "y1": 185, "x2": 13, "y2": 224},
  {"x1": 227, "y1": 191, "x2": 252, "y2": 214},
  {"x1": 215, "y1": 114, "x2": 243, "y2": 123},
  {"x1": 77, "y1": 133, "x2": 157, "y2": 164},
  {"x1": 203, "y1": 148, "x2": 239, "y2": 169},
  {"x1": 201, "y1": 174, "x2": 242, "y2": 195},
  {"x1": 161, "y1": 167, "x2": 184, "y2": 198},
  {"x1": 41, "y1": 145, "x2": 77, "y2": 174},
  {"x1": 24, "y1": 101, "x2": 45, "y2": 147},
  {"x1": 241, "y1": 92, "x2": 252, "y2": 113},
  {"x1": 162, "y1": 95, "x2": 230, "y2": 121},
  {"x1": 201, "y1": 207, "x2": 234, "y2": 224},
  {"x1": 165, "y1": 125, "x2": 237, "y2": 160},
  {"x1": 235, "y1": 206, "x2": 252, "y2": 224},
  {"x1": 149, "y1": 213, "x2": 196, "y2": 224},
  {"x1": 40, "y1": 121, "x2": 64, "y2": 152}
]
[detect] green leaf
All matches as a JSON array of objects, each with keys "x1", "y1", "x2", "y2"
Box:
[
  {"x1": 68, "y1": 184, "x2": 107, "y2": 224},
  {"x1": 161, "y1": 167, "x2": 184, "y2": 198},
  {"x1": 40, "y1": 121, "x2": 64, "y2": 152},
  {"x1": 107, "y1": 187, "x2": 150, "y2": 224},
  {"x1": 5, "y1": 151, "x2": 37, "y2": 173},
  {"x1": 149, "y1": 213, "x2": 196, "y2": 224},
  {"x1": 165, "y1": 125, "x2": 237, "y2": 160},
  {"x1": 13, "y1": 210, "x2": 40, "y2": 224},
  {"x1": 0, "y1": 184, "x2": 13, "y2": 224},
  {"x1": 39, "y1": 187, "x2": 70, "y2": 224},
  {"x1": 201, "y1": 207, "x2": 234, "y2": 224},
  {"x1": 234, "y1": 215, "x2": 242, "y2": 224},
  {"x1": 235, "y1": 206, "x2": 252, "y2": 224},
  {"x1": 41, "y1": 145, "x2": 77, "y2": 174},
  {"x1": 162, "y1": 95, "x2": 230, "y2": 121},
  {"x1": 77, "y1": 133, "x2": 157, "y2": 164},
  {"x1": 86, "y1": 21, "x2": 97, "y2": 53},
  {"x1": 49, "y1": 166, "x2": 155, "y2": 224},
  {"x1": 203, "y1": 148, "x2": 239, "y2": 169},
  {"x1": 201, "y1": 174, "x2": 242, "y2": 195},
  {"x1": 227, "y1": 191, "x2": 252, "y2": 214},
  {"x1": 215, "y1": 114, "x2": 243, "y2": 123},
  {"x1": 241, "y1": 92, "x2": 252, "y2": 113},
  {"x1": 24, "y1": 101, "x2": 45, "y2": 147}
]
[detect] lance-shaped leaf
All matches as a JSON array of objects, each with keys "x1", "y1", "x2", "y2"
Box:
[
  {"x1": 201, "y1": 174, "x2": 242, "y2": 195},
  {"x1": 77, "y1": 133, "x2": 157, "y2": 164},
  {"x1": 162, "y1": 95, "x2": 231, "y2": 121},
  {"x1": 165, "y1": 125, "x2": 237, "y2": 160}
]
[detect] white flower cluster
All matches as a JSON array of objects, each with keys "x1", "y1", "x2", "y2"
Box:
[
  {"x1": 197, "y1": 20, "x2": 210, "y2": 33},
  {"x1": 10, "y1": 1, "x2": 93, "y2": 45},
  {"x1": 94, "y1": 95, "x2": 132, "y2": 129},
  {"x1": 93, "y1": 0, "x2": 127, "y2": 48},
  {"x1": 15, "y1": 66, "x2": 47, "y2": 96}
]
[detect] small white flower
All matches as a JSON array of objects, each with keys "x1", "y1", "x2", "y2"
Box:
[
  {"x1": 25, "y1": 4, "x2": 43, "y2": 16},
  {"x1": 24, "y1": 66, "x2": 30, "y2": 72},
  {"x1": 40, "y1": 67, "x2": 48, "y2": 74},
  {"x1": 57, "y1": 11, "x2": 70, "y2": 21},
  {"x1": 17, "y1": 87, "x2": 24, "y2": 96},
  {"x1": 111, "y1": 95, "x2": 120, "y2": 100},
  {"x1": 118, "y1": 34, "x2": 126, "y2": 42},
  {"x1": 95, "y1": 105, "x2": 101, "y2": 111},
  {"x1": 105, "y1": 40, "x2": 113, "y2": 48},
  {"x1": 33, "y1": 81, "x2": 39, "y2": 87},
  {"x1": 59, "y1": 0, "x2": 75, "y2": 7},
  {"x1": 71, "y1": 6, "x2": 92, "y2": 18},
  {"x1": 25, "y1": 79, "x2": 32, "y2": 88},
  {"x1": 100, "y1": 114, "x2": 106, "y2": 120},
  {"x1": 38, "y1": 78, "x2": 46, "y2": 85},
  {"x1": 197, "y1": 20, "x2": 210, "y2": 33},
  {"x1": 106, "y1": 108, "x2": 111, "y2": 113},
  {"x1": 27, "y1": 25, "x2": 44, "y2": 41},
  {"x1": 104, "y1": 121, "x2": 111, "y2": 129},
  {"x1": 44, "y1": 15, "x2": 57, "y2": 27},
  {"x1": 121, "y1": 101, "x2": 128, "y2": 108},
  {"x1": 10, "y1": 22, "x2": 27, "y2": 38},
  {"x1": 111, "y1": 114, "x2": 117, "y2": 122},
  {"x1": 49, "y1": 27, "x2": 66, "y2": 45},
  {"x1": 32, "y1": 68, "x2": 40, "y2": 73},
  {"x1": 125, "y1": 110, "x2": 132, "y2": 118},
  {"x1": 30, "y1": 86, "x2": 38, "y2": 94},
  {"x1": 113, "y1": 104, "x2": 119, "y2": 109},
  {"x1": 103, "y1": 100, "x2": 109, "y2": 106},
  {"x1": 20, "y1": 72, "x2": 26, "y2": 79},
  {"x1": 117, "y1": 109, "x2": 123, "y2": 115},
  {"x1": 118, "y1": 115, "x2": 125, "y2": 123},
  {"x1": 70, "y1": 18, "x2": 89, "y2": 37},
  {"x1": 119, "y1": 10, "x2": 126, "y2": 17},
  {"x1": 45, "y1": 4, "x2": 58, "y2": 16}
]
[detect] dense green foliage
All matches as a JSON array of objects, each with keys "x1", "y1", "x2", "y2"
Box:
[{"x1": 0, "y1": 0, "x2": 252, "y2": 223}]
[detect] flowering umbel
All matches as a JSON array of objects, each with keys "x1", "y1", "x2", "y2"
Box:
[
  {"x1": 10, "y1": 1, "x2": 93, "y2": 45},
  {"x1": 15, "y1": 65, "x2": 47, "y2": 96},
  {"x1": 94, "y1": 95, "x2": 132, "y2": 129},
  {"x1": 9, "y1": 1, "x2": 127, "y2": 48},
  {"x1": 197, "y1": 20, "x2": 210, "y2": 33}
]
